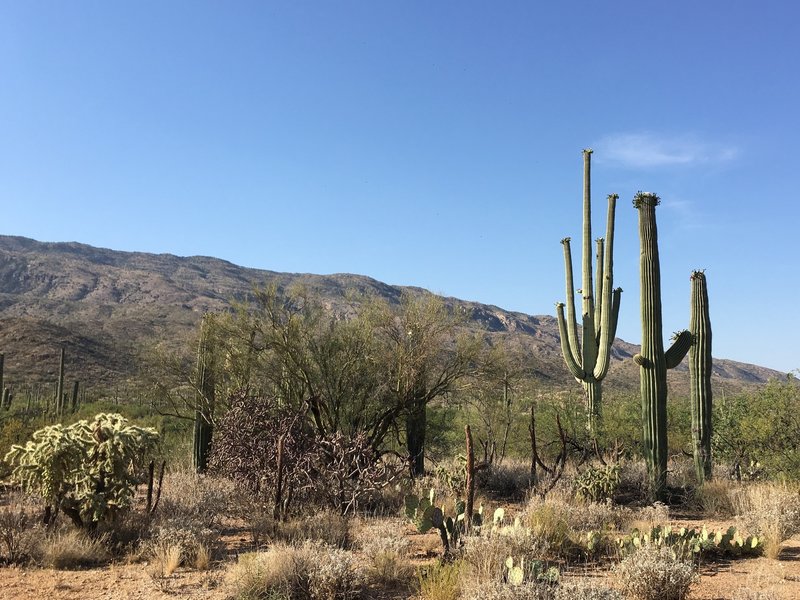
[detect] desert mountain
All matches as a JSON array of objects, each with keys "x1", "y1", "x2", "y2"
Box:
[{"x1": 0, "y1": 235, "x2": 783, "y2": 397}]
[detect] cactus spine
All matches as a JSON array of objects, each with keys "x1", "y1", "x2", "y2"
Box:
[
  {"x1": 633, "y1": 192, "x2": 692, "y2": 499},
  {"x1": 690, "y1": 270, "x2": 713, "y2": 483},
  {"x1": 556, "y1": 149, "x2": 622, "y2": 432}
]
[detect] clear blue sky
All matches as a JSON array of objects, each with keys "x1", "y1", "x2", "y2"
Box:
[{"x1": 1, "y1": 1, "x2": 797, "y2": 373}]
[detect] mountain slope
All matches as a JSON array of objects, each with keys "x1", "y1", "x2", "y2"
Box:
[{"x1": 0, "y1": 235, "x2": 783, "y2": 394}]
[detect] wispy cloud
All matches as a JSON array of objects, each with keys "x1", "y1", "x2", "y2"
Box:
[{"x1": 594, "y1": 132, "x2": 739, "y2": 168}]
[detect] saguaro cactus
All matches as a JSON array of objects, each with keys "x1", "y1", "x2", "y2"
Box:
[
  {"x1": 689, "y1": 270, "x2": 713, "y2": 483},
  {"x1": 56, "y1": 348, "x2": 65, "y2": 417},
  {"x1": 556, "y1": 149, "x2": 622, "y2": 432},
  {"x1": 633, "y1": 192, "x2": 692, "y2": 499},
  {"x1": 193, "y1": 314, "x2": 216, "y2": 473}
]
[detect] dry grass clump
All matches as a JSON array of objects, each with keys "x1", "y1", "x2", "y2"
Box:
[
  {"x1": 225, "y1": 541, "x2": 364, "y2": 600},
  {"x1": 692, "y1": 479, "x2": 736, "y2": 517},
  {"x1": 521, "y1": 498, "x2": 577, "y2": 558},
  {"x1": 158, "y1": 471, "x2": 242, "y2": 528},
  {"x1": 142, "y1": 520, "x2": 219, "y2": 570},
  {"x1": 461, "y1": 528, "x2": 545, "y2": 585},
  {"x1": 730, "y1": 482, "x2": 800, "y2": 559},
  {"x1": 616, "y1": 461, "x2": 649, "y2": 501},
  {"x1": 628, "y1": 502, "x2": 670, "y2": 532},
  {"x1": 148, "y1": 540, "x2": 183, "y2": 577},
  {"x1": 614, "y1": 545, "x2": 696, "y2": 600},
  {"x1": 0, "y1": 496, "x2": 41, "y2": 564},
  {"x1": 275, "y1": 509, "x2": 353, "y2": 549},
  {"x1": 417, "y1": 560, "x2": 462, "y2": 600},
  {"x1": 37, "y1": 528, "x2": 109, "y2": 569},
  {"x1": 730, "y1": 589, "x2": 778, "y2": 600},
  {"x1": 461, "y1": 580, "x2": 556, "y2": 600},
  {"x1": 477, "y1": 460, "x2": 532, "y2": 500},
  {"x1": 247, "y1": 508, "x2": 353, "y2": 549},
  {"x1": 554, "y1": 579, "x2": 622, "y2": 600},
  {"x1": 355, "y1": 519, "x2": 413, "y2": 586}
]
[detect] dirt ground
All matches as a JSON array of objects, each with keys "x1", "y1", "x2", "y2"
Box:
[{"x1": 1, "y1": 528, "x2": 799, "y2": 599}]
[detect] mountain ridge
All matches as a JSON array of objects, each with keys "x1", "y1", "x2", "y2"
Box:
[{"x1": 0, "y1": 235, "x2": 783, "y2": 395}]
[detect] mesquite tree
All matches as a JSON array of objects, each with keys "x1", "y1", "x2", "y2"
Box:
[{"x1": 556, "y1": 149, "x2": 622, "y2": 434}]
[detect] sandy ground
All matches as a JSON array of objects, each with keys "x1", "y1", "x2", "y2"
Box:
[{"x1": 1, "y1": 531, "x2": 799, "y2": 599}]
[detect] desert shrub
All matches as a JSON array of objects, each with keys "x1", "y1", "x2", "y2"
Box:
[
  {"x1": 225, "y1": 542, "x2": 364, "y2": 600},
  {"x1": 306, "y1": 545, "x2": 363, "y2": 600},
  {"x1": 730, "y1": 482, "x2": 800, "y2": 558},
  {"x1": 157, "y1": 471, "x2": 242, "y2": 528},
  {"x1": 244, "y1": 508, "x2": 353, "y2": 550},
  {"x1": 0, "y1": 495, "x2": 41, "y2": 564},
  {"x1": 574, "y1": 465, "x2": 620, "y2": 502},
  {"x1": 143, "y1": 520, "x2": 220, "y2": 569},
  {"x1": 477, "y1": 462, "x2": 532, "y2": 500},
  {"x1": 225, "y1": 546, "x2": 296, "y2": 600},
  {"x1": 522, "y1": 499, "x2": 580, "y2": 558},
  {"x1": 554, "y1": 579, "x2": 622, "y2": 600},
  {"x1": 277, "y1": 509, "x2": 353, "y2": 549},
  {"x1": 614, "y1": 545, "x2": 696, "y2": 600},
  {"x1": 356, "y1": 518, "x2": 412, "y2": 585},
  {"x1": 692, "y1": 479, "x2": 736, "y2": 517},
  {"x1": 713, "y1": 380, "x2": 800, "y2": 480},
  {"x1": 615, "y1": 461, "x2": 649, "y2": 501},
  {"x1": 731, "y1": 589, "x2": 778, "y2": 600},
  {"x1": 354, "y1": 518, "x2": 409, "y2": 554},
  {"x1": 4, "y1": 413, "x2": 158, "y2": 530},
  {"x1": 630, "y1": 502, "x2": 670, "y2": 530},
  {"x1": 461, "y1": 527, "x2": 546, "y2": 585},
  {"x1": 417, "y1": 560, "x2": 462, "y2": 600},
  {"x1": 210, "y1": 393, "x2": 401, "y2": 516},
  {"x1": 36, "y1": 528, "x2": 110, "y2": 569},
  {"x1": 461, "y1": 580, "x2": 556, "y2": 600}
]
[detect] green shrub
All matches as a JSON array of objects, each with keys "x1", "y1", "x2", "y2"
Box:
[{"x1": 417, "y1": 560, "x2": 462, "y2": 600}]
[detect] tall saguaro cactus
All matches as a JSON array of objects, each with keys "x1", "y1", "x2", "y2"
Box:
[
  {"x1": 689, "y1": 270, "x2": 713, "y2": 483},
  {"x1": 632, "y1": 192, "x2": 692, "y2": 499},
  {"x1": 556, "y1": 149, "x2": 622, "y2": 432},
  {"x1": 193, "y1": 314, "x2": 216, "y2": 473}
]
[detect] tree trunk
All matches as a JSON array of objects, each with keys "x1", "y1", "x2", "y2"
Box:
[{"x1": 406, "y1": 399, "x2": 427, "y2": 477}]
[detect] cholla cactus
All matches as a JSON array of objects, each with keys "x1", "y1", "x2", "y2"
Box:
[{"x1": 5, "y1": 413, "x2": 158, "y2": 529}]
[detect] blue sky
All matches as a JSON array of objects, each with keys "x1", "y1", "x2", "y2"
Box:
[{"x1": 0, "y1": 1, "x2": 797, "y2": 373}]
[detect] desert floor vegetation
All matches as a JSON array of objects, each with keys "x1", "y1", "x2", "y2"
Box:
[
  {"x1": 1, "y1": 292, "x2": 800, "y2": 599},
  {"x1": 1, "y1": 453, "x2": 800, "y2": 599}
]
